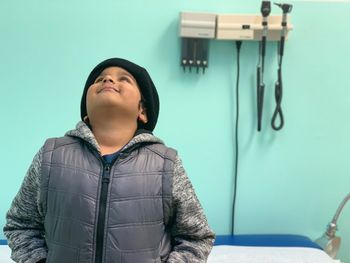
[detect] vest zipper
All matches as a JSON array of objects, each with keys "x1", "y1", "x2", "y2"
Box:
[{"x1": 95, "y1": 163, "x2": 112, "y2": 263}]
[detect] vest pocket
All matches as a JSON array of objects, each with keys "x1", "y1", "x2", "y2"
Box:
[{"x1": 46, "y1": 243, "x2": 79, "y2": 263}]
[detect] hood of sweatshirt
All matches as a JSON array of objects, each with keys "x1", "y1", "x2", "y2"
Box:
[{"x1": 65, "y1": 121, "x2": 164, "y2": 155}]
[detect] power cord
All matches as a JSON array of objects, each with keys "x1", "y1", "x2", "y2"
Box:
[
  {"x1": 231, "y1": 40, "x2": 242, "y2": 235},
  {"x1": 271, "y1": 44, "x2": 284, "y2": 130}
]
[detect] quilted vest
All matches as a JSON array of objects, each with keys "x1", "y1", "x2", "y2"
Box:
[{"x1": 40, "y1": 136, "x2": 176, "y2": 263}]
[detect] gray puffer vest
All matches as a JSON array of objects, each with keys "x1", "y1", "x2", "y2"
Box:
[{"x1": 40, "y1": 136, "x2": 176, "y2": 263}]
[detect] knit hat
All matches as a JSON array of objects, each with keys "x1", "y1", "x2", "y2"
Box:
[{"x1": 81, "y1": 58, "x2": 159, "y2": 132}]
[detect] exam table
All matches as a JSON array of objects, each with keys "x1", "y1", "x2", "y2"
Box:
[{"x1": 208, "y1": 234, "x2": 342, "y2": 263}]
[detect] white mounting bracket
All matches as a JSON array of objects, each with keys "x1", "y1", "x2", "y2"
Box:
[
  {"x1": 178, "y1": 11, "x2": 294, "y2": 72},
  {"x1": 216, "y1": 14, "x2": 293, "y2": 41}
]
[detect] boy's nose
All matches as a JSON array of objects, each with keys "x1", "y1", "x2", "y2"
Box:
[{"x1": 102, "y1": 75, "x2": 115, "y2": 83}]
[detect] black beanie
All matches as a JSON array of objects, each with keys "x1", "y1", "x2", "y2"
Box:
[{"x1": 81, "y1": 58, "x2": 159, "y2": 132}]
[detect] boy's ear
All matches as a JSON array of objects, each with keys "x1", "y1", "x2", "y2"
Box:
[
  {"x1": 138, "y1": 101, "x2": 148, "y2": 124},
  {"x1": 83, "y1": 116, "x2": 90, "y2": 123},
  {"x1": 138, "y1": 110, "x2": 148, "y2": 124}
]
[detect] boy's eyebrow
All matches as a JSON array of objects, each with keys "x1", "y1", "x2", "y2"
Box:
[{"x1": 118, "y1": 69, "x2": 137, "y2": 82}]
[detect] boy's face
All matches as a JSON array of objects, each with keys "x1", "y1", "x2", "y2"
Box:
[{"x1": 86, "y1": 66, "x2": 147, "y2": 124}]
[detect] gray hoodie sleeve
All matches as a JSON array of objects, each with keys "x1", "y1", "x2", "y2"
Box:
[
  {"x1": 167, "y1": 155, "x2": 215, "y2": 263},
  {"x1": 3, "y1": 148, "x2": 48, "y2": 263}
]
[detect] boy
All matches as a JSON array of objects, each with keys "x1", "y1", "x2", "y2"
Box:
[{"x1": 4, "y1": 58, "x2": 215, "y2": 263}]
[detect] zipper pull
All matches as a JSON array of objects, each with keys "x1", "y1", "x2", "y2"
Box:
[{"x1": 102, "y1": 164, "x2": 111, "y2": 183}]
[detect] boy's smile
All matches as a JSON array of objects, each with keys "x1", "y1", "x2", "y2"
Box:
[{"x1": 98, "y1": 84, "x2": 120, "y2": 93}]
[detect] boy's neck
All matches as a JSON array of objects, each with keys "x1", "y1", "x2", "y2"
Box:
[{"x1": 90, "y1": 118, "x2": 137, "y2": 156}]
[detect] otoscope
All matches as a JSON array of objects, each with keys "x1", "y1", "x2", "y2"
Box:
[
  {"x1": 257, "y1": 1, "x2": 271, "y2": 132},
  {"x1": 271, "y1": 2, "x2": 292, "y2": 131}
]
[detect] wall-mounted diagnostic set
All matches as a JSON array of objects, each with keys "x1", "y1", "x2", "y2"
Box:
[{"x1": 178, "y1": 1, "x2": 293, "y2": 132}]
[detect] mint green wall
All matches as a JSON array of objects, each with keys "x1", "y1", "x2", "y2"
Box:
[{"x1": 1, "y1": 0, "x2": 350, "y2": 262}]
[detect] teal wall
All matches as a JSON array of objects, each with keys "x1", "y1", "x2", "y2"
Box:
[{"x1": 1, "y1": 0, "x2": 350, "y2": 262}]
